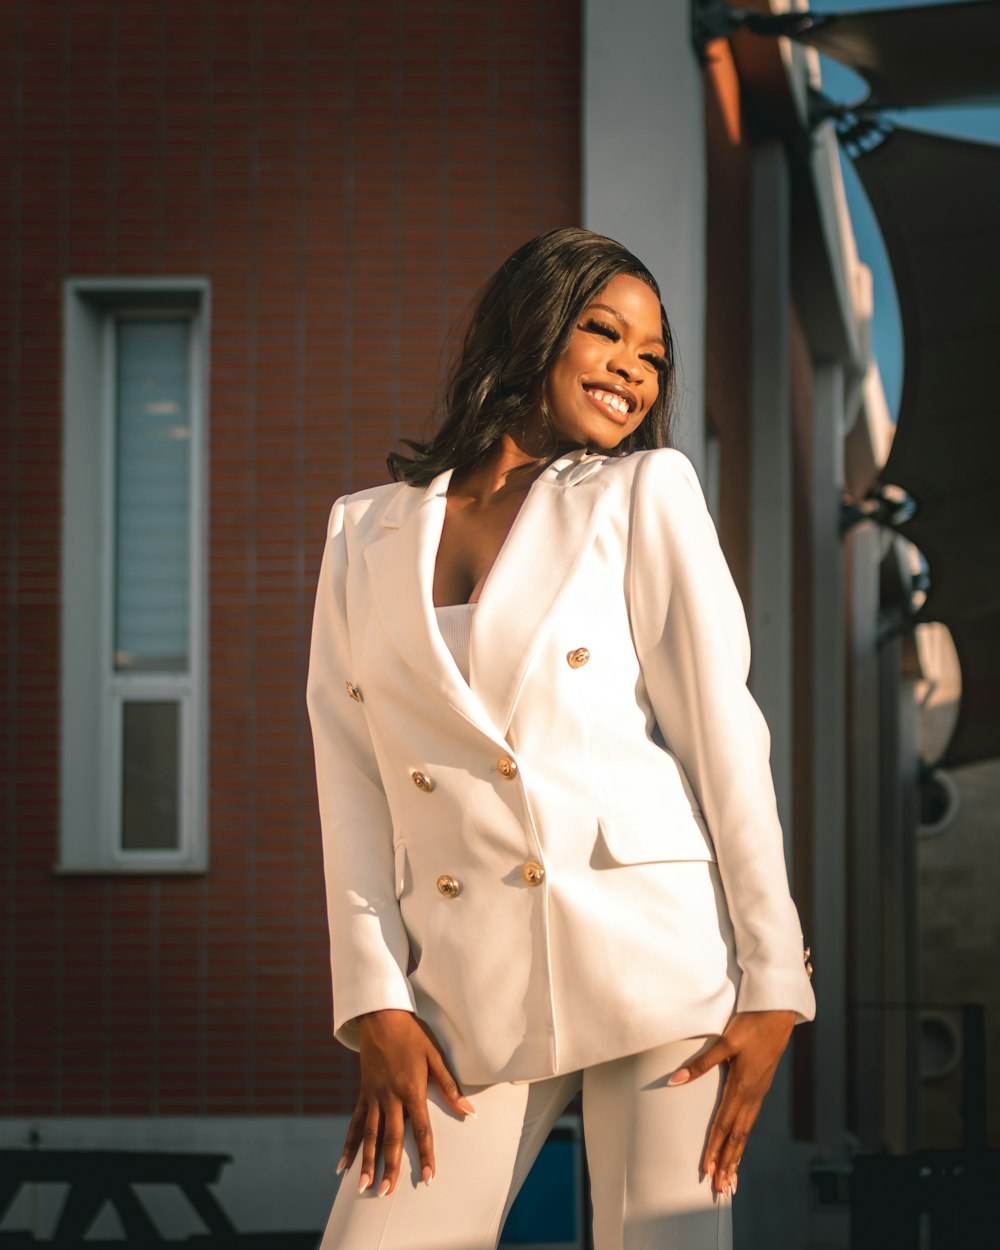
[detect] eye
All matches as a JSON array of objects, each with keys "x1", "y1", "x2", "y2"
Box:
[
  {"x1": 578, "y1": 317, "x2": 619, "y2": 341},
  {"x1": 641, "y1": 353, "x2": 668, "y2": 375}
]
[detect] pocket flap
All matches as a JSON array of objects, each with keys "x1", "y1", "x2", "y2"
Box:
[{"x1": 595, "y1": 812, "x2": 716, "y2": 866}]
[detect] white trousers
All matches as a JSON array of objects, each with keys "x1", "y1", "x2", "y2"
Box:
[{"x1": 319, "y1": 1035, "x2": 733, "y2": 1250}]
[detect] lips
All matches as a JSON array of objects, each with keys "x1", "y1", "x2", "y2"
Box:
[{"x1": 582, "y1": 383, "x2": 636, "y2": 420}]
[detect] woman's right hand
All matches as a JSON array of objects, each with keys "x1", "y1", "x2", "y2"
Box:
[{"x1": 339, "y1": 1008, "x2": 477, "y2": 1196}]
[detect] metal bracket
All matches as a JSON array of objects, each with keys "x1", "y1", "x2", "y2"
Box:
[
  {"x1": 692, "y1": 0, "x2": 830, "y2": 58},
  {"x1": 840, "y1": 490, "x2": 918, "y2": 536}
]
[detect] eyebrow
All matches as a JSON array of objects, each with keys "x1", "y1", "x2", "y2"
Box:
[{"x1": 585, "y1": 302, "x2": 666, "y2": 349}]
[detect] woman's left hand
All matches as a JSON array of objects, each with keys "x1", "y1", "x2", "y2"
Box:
[{"x1": 667, "y1": 1009, "x2": 796, "y2": 1197}]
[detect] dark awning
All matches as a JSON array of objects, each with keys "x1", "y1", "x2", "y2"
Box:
[
  {"x1": 796, "y1": 0, "x2": 1000, "y2": 110},
  {"x1": 696, "y1": 2, "x2": 1000, "y2": 764},
  {"x1": 852, "y1": 126, "x2": 1000, "y2": 765},
  {"x1": 695, "y1": 1, "x2": 1000, "y2": 110}
]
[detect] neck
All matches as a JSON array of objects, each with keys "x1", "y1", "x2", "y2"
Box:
[{"x1": 452, "y1": 431, "x2": 580, "y2": 504}]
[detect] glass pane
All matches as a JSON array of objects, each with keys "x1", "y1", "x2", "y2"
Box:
[
  {"x1": 121, "y1": 701, "x2": 180, "y2": 850},
  {"x1": 114, "y1": 319, "x2": 191, "y2": 673}
]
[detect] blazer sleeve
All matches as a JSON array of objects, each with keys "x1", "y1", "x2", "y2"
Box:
[
  {"x1": 307, "y1": 498, "x2": 417, "y2": 1050},
  {"x1": 627, "y1": 450, "x2": 815, "y2": 1022}
]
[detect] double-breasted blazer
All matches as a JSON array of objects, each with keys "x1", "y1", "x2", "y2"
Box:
[{"x1": 307, "y1": 445, "x2": 816, "y2": 1086}]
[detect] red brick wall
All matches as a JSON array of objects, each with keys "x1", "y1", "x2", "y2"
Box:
[{"x1": 0, "y1": 0, "x2": 579, "y2": 1116}]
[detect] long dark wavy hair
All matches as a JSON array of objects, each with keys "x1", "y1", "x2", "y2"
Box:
[{"x1": 387, "y1": 227, "x2": 677, "y2": 485}]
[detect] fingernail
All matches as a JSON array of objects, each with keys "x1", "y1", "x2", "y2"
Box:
[
  {"x1": 377, "y1": 1179, "x2": 391, "y2": 1198},
  {"x1": 667, "y1": 1068, "x2": 690, "y2": 1086},
  {"x1": 706, "y1": 1162, "x2": 716, "y2": 1181},
  {"x1": 422, "y1": 1165, "x2": 433, "y2": 1186},
  {"x1": 732, "y1": 1174, "x2": 739, "y2": 1195},
  {"x1": 336, "y1": 1157, "x2": 348, "y2": 1176},
  {"x1": 458, "y1": 1097, "x2": 478, "y2": 1118},
  {"x1": 358, "y1": 1174, "x2": 371, "y2": 1194}
]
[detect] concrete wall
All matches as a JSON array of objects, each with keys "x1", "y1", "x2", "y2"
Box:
[{"x1": 582, "y1": 0, "x2": 707, "y2": 470}]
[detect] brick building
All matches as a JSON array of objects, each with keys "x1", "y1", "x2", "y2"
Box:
[{"x1": 2, "y1": 1, "x2": 915, "y2": 1244}]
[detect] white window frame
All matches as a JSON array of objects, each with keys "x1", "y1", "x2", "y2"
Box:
[{"x1": 60, "y1": 278, "x2": 210, "y2": 873}]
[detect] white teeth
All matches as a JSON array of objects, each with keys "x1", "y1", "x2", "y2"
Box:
[{"x1": 589, "y1": 388, "x2": 628, "y2": 414}]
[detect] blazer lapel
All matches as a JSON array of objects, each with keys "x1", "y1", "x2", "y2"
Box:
[
  {"x1": 469, "y1": 454, "x2": 613, "y2": 738},
  {"x1": 364, "y1": 451, "x2": 614, "y2": 746},
  {"x1": 363, "y1": 470, "x2": 505, "y2": 746}
]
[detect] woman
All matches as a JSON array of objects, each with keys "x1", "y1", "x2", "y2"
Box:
[{"x1": 307, "y1": 226, "x2": 815, "y2": 1250}]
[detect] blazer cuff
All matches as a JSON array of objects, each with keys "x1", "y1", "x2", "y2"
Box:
[
  {"x1": 734, "y1": 968, "x2": 816, "y2": 1024},
  {"x1": 333, "y1": 981, "x2": 418, "y2": 1053}
]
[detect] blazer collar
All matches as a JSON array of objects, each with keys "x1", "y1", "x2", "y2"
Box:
[
  {"x1": 363, "y1": 448, "x2": 613, "y2": 744},
  {"x1": 376, "y1": 446, "x2": 600, "y2": 530}
]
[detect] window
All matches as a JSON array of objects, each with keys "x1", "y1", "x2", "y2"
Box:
[{"x1": 60, "y1": 280, "x2": 209, "y2": 871}]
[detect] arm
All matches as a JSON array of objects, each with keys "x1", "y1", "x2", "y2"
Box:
[
  {"x1": 307, "y1": 498, "x2": 417, "y2": 1041},
  {"x1": 307, "y1": 500, "x2": 474, "y2": 1194},
  {"x1": 626, "y1": 450, "x2": 814, "y2": 1194},
  {"x1": 626, "y1": 450, "x2": 814, "y2": 1019}
]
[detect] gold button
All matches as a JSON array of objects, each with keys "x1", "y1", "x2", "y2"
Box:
[
  {"x1": 437, "y1": 874, "x2": 461, "y2": 899},
  {"x1": 567, "y1": 647, "x2": 590, "y2": 669},
  {"x1": 412, "y1": 771, "x2": 434, "y2": 793},
  {"x1": 522, "y1": 860, "x2": 545, "y2": 887},
  {"x1": 497, "y1": 756, "x2": 518, "y2": 780},
  {"x1": 803, "y1": 946, "x2": 813, "y2": 979},
  {"x1": 345, "y1": 681, "x2": 363, "y2": 702}
]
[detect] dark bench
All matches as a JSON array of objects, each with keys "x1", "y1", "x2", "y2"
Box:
[{"x1": 0, "y1": 1149, "x2": 317, "y2": 1247}]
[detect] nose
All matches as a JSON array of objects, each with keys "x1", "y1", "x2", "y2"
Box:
[{"x1": 608, "y1": 346, "x2": 644, "y2": 384}]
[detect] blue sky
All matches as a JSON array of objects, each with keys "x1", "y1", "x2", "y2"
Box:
[{"x1": 808, "y1": 0, "x2": 999, "y2": 417}]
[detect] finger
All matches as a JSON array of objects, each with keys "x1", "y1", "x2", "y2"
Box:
[
  {"x1": 406, "y1": 1096, "x2": 437, "y2": 1187},
  {"x1": 667, "y1": 1037, "x2": 730, "y2": 1086},
  {"x1": 716, "y1": 1092, "x2": 761, "y2": 1189},
  {"x1": 359, "y1": 1100, "x2": 382, "y2": 1194},
  {"x1": 377, "y1": 1099, "x2": 405, "y2": 1197},
  {"x1": 701, "y1": 1065, "x2": 737, "y2": 1184},
  {"x1": 707, "y1": 1081, "x2": 760, "y2": 1194},
  {"x1": 427, "y1": 1049, "x2": 476, "y2": 1119},
  {"x1": 716, "y1": 1121, "x2": 750, "y2": 1194},
  {"x1": 702, "y1": 1103, "x2": 731, "y2": 1186},
  {"x1": 338, "y1": 1101, "x2": 367, "y2": 1175}
]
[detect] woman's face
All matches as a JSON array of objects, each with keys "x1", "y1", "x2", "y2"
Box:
[{"x1": 540, "y1": 273, "x2": 667, "y2": 451}]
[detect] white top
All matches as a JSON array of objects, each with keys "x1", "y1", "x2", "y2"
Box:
[{"x1": 435, "y1": 603, "x2": 476, "y2": 684}]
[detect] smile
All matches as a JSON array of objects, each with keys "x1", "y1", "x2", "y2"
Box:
[{"x1": 583, "y1": 386, "x2": 632, "y2": 422}]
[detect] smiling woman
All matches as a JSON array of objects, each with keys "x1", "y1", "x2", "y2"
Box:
[
  {"x1": 308, "y1": 226, "x2": 815, "y2": 1250},
  {"x1": 386, "y1": 227, "x2": 677, "y2": 486},
  {"x1": 545, "y1": 275, "x2": 667, "y2": 448}
]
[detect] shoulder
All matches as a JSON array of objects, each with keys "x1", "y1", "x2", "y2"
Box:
[
  {"x1": 579, "y1": 448, "x2": 708, "y2": 517},
  {"x1": 574, "y1": 446, "x2": 699, "y2": 486},
  {"x1": 338, "y1": 479, "x2": 405, "y2": 513},
  {"x1": 326, "y1": 479, "x2": 416, "y2": 538},
  {"x1": 628, "y1": 447, "x2": 703, "y2": 495}
]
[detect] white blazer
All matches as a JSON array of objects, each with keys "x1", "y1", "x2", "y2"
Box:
[{"x1": 307, "y1": 446, "x2": 815, "y2": 1085}]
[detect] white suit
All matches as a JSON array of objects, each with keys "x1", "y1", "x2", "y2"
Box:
[{"x1": 307, "y1": 446, "x2": 815, "y2": 1089}]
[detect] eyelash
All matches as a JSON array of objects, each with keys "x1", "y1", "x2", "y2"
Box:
[{"x1": 578, "y1": 318, "x2": 667, "y2": 374}]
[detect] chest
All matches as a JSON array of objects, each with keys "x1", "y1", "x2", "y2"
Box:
[{"x1": 432, "y1": 489, "x2": 530, "y2": 606}]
